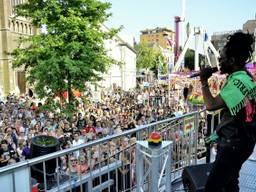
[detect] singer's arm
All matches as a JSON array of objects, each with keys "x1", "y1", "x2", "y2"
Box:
[
  {"x1": 199, "y1": 67, "x2": 225, "y2": 110},
  {"x1": 201, "y1": 81, "x2": 225, "y2": 110}
]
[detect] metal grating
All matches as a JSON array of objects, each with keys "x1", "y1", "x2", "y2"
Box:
[{"x1": 239, "y1": 159, "x2": 256, "y2": 191}]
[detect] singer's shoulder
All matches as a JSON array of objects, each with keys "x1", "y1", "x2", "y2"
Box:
[
  {"x1": 229, "y1": 71, "x2": 252, "y2": 81},
  {"x1": 230, "y1": 71, "x2": 248, "y2": 77},
  {"x1": 227, "y1": 71, "x2": 256, "y2": 88}
]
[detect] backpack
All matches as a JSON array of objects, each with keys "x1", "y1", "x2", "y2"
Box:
[
  {"x1": 245, "y1": 97, "x2": 256, "y2": 142},
  {"x1": 245, "y1": 97, "x2": 256, "y2": 123}
]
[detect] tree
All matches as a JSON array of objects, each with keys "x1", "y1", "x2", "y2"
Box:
[
  {"x1": 135, "y1": 43, "x2": 167, "y2": 77},
  {"x1": 184, "y1": 49, "x2": 194, "y2": 70},
  {"x1": 184, "y1": 49, "x2": 206, "y2": 70},
  {"x1": 12, "y1": 0, "x2": 118, "y2": 116}
]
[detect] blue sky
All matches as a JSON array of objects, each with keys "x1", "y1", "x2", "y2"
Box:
[{"x1": 105, "y1": 0, "x2": 256, "y2": 42}]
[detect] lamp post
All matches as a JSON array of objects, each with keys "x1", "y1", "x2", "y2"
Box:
[{"x1": 162, "y1": 33, "x2": 173, "y2": 107}]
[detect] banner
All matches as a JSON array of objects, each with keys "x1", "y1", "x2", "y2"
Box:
[{"x1": 184, "y1": 115, "x2": 195, "y2": 134}]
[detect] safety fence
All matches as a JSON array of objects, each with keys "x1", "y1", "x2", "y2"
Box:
[{"x1": 0, "y1": 110, "x2": 218, "y2": 192}]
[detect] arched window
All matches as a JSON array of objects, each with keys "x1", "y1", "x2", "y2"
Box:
[
  {"x1": 16, "y1": 21, "x2": 19, "y2": 32},
  {"x1": 8, "y1": 20, "x2": 11, "y2": 29},
  {"x1": 29, "y1": 25, "x2": 32, "y2": 34},
  {"x1": 21, "y1": 23, "x2": 24, "y2": 33},
  {"x1": 11, "y1": 0, "x2": 15, "y2": 6},
  {"x1": 12, "y1": 21, "x2": 15, "y2": 31},
  {"x1": 25, "y1": 24, "x2": 28, "y2": 34}
]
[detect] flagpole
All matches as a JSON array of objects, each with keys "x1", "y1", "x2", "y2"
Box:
[
  {"x1": 168, "y1": 69, "x2": 171, "y2": 107},
  {"x1": 158, "y1": 56, "x2": 160, "y2": 82},
  {"x1": 165, "y1": 35, "x2": 172, "y2": 107}
]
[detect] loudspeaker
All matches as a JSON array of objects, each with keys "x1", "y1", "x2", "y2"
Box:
[{"x1": 182, "y1": 163, "x2": 213, "y2": 192}]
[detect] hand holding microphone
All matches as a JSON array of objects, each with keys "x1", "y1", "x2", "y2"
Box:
[
  {"x1": 199, "y1": 66, "x2": 218, "y2": 87},
  {"x1": 189, "y1": 67, "x2": 218, "y2": 78},
  {"x1": 189, "y1": 66, "x2": 218, "y2": 89}
]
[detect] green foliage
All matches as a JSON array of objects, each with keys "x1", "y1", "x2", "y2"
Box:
[
  {"x1": 12, "y1": 0, "x2": 118, "y2": 116},
  {"x1": 157, "y1": 53, "x2": 168, "y2": 75},
  {"x1": 34, "y1": 135, "x2": 57, "y2": 146},
  {"x1": 184, "y1": 49, "x2": 206, "y2": 70},
  {"x1": 135, "y1": 43, "x2": 167, "y2": 76},
  {"x1": 184, "y1": 49, "x2": 194, "y2": 70}
]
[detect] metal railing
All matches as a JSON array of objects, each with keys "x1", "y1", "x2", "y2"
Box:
[{"x1": 0, "y1": 110, "x2": 210, "y2": 192}]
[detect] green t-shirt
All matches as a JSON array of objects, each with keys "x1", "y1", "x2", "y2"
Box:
[{"x1": 220, "y1": 71, "x2": 256, "y2": 116}]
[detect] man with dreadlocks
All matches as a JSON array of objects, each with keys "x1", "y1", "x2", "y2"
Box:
[{"x1": 199, "y1": 32, "x2": 256, "y2": 192}]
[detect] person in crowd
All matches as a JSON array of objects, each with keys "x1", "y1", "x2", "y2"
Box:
[
  {"x1": 76, "y1": 113, "x2": 86, "y2": 130},
  {"x1": 59, "y1": 156, "x2": 68, "y2": 175},
  {"x1": 21, "y1": 140, "x2": 31, "y2": 160},
  {"x1": 67, "y1": 156, "x2": 78, "y2": 178},
  {"x1": 72, "y1": 132, "x2": 84, "y2": 159},
  {"x1": 118, "y1": 150, "x2": 131, "y2": 191},
  {"x1": 76, "y1": 156, "x2": 89, "y2": 175}
]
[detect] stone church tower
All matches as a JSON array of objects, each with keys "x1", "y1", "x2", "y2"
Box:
[{"x1": 0, "y1": 0, "x2": 37, "y2": 96}]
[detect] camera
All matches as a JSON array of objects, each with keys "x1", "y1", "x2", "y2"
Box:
[{"x1": 9, "y1": 150, "x2": 15, "y2": 157}]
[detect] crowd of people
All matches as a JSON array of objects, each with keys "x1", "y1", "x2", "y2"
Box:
[
  {"x1": 0, "y1": 83, "x2": 207, "y2": 190},
  {"x1": 0, "y1": 86, "x2": 174, "y2": 162}
]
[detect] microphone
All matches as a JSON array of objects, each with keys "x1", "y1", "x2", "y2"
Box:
[{"x1": 189, "y1": 67, "x2": 218, "y2": 78}]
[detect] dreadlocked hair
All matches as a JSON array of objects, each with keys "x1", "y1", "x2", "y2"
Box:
[{"x1": 224, "y1": 32, "x2": 255, "y2": 68}]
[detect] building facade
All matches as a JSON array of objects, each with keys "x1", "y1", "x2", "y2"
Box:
[
  {"x1": 243, "y1": 19, "x2": 256, "y2": 34},
  {"x1": 211, "y1": 18, "x2": 256, "y2": 54},
  {"x1": 243, "y1": 18, "x2": 256, "y2": 61},
  {"x1": 211, "y1": 30, "x2": 242, "y2": 52},
  {"x1": 140, "y1": 27, "x2": 175, "y2": 49},
  {"x1": 89, "y1": 35, "x2": 137, "y2": 102},
  {"x1": 0, "y1": 1, "x2": 136, "y2": 99},
  {"x1": 140, "y1": 27, "x2": 175, "y2": 71},
  {"x1": 103, "y1": 35, "x2": 137, "y2": 91},
  {"x1": 0, "y1": 0, "x2": 37, "y2": 96}
]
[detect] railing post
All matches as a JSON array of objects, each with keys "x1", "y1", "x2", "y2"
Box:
[
  {"x1": 206, "y1": 110, "x2": 221, "y2": 163},
  {"x1": 194, "y1": 112, "x2": 199, "y2": 165},
  {"x1": 136, "y1": 141, "x2": 172, "y2": 192},
  {"x1": 165, "y1": 143, "x2": 172, "y2": 192},
  {"x1": 0, "y1": 166, "x2": 31, "y2": 192},
  {"x1": 88, "y1": 148, "x2": 93, "y2": 192},
  {"x1": 136, "y1": 143, "x2": 144, "y2": 192},
  {"x1": 151, "y1": 149, "x2": 160, "y2": 192}
]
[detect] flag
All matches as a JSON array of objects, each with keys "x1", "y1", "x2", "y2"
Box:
[
  {"x1": 158, "y1": 56, "x2": 164, "y2": 74},
  {"x1": 184, "y1": 116, "x2": 195, "y2": 134},
  {"x1": 166, "y1": 37, "x2": 174, "y2": 47},
  {"x1": 204, "y1": 33, "x2": 208, "y2": 42},
  {"x1": 186, "y1": 22, "x2": 190, "y2": 38},
  {"x1": 168, "y1": 61, "x2": 174, "y2": 73}
]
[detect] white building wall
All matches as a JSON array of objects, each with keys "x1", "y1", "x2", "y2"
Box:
[
  {"x1": 122, "y1": 45, "x2": 136, "y2": 90},
  {"x1": 101, "y1": 36, "x2": 136, "y2": 91}
]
